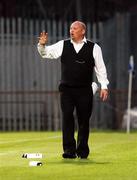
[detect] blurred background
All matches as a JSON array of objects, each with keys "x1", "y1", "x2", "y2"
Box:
[{"x1": 0, "y1": 0, "x2": 137, "y2": 131}]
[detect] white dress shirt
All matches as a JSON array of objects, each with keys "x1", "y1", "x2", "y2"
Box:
[{"x1": 37, "y1": 37, "x2": 109, "y2": 89}]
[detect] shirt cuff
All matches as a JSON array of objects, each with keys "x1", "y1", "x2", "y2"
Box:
[{"x1": 101, "y1": 84, "x2": 108, "y2": 89}]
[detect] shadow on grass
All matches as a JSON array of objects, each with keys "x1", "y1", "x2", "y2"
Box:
[{"x1": 47, "y1": 159, "x2": 110, "y2": 165}]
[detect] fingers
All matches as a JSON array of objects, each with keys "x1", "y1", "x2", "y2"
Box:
[
  {"x1": 40, "y1": 31, "x2": 47, "y2": 36},
  {"x1": 100, "y1": 89, "x2": 108, "y2": 101},
  {"x1": 38, "y1": 32, "x2": 48, "y2": 45},
  {"x1": 39, "y1": 32, "x2": 48, "y2": 39}
]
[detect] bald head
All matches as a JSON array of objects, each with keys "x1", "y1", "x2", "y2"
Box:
[
  {"x1": 71, "y1": 21, "x2": 86, "y2": 31},
  {"x1": 70, "y1": 21, "x2": 86, "y2": 43}
]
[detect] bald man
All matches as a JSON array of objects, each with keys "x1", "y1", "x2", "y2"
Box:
[{"x1": 37, "y1": 21, "x2": 109, "y2": 159}]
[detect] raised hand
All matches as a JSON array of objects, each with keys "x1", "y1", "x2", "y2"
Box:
[{"x1": 38, "y1": 31, "x2": 48, "y2": 46}]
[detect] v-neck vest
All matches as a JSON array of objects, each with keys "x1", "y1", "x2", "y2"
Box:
[{"x1": 60, "y1": 39, "x2": 95, "y2": 87}]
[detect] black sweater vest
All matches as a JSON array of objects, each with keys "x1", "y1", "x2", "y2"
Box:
[{"x1": 60, "y1": 39, "x2": 95, "y2": 87}]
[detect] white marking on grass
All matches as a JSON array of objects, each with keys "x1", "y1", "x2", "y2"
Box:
[
  {"x1": 0, "y1": 135, "x2": 61, "y2": 156},
  {"x1": 0, "y1": 135, "x2": 61, "y2": 144}
]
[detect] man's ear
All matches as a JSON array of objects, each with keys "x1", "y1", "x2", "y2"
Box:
[{"x1": 82, "y1": 29, "x2": 85, "y2": 35}]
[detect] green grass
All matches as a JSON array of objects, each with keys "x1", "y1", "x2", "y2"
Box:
[{"x1": 0, "y1": 131, "x2": 137, "y2": 180}]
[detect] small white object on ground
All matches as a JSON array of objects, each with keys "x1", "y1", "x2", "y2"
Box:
[
  {"x1": 22, "y1": 153, "x2": 42, "y2": 159},
  {"x1": 29, "y1": 161, "x2": 43, "y2": 166}
]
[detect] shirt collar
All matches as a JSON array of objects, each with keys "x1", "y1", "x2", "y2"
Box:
[{"x1": 70, "y1": 36, "x2": 87, "y2": 44}]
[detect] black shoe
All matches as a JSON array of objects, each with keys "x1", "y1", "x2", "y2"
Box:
[{"x1": 62, "y1": 153, "x2": 76, "y2": 159}]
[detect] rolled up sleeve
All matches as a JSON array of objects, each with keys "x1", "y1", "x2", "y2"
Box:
[{"x1": 37, "y1": 40, "x2": 64, "y2": 59}]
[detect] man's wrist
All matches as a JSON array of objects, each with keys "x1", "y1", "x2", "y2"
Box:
[
  {"x1": 38, "y1": 43, "x2": 45, "y2": 48},
  {"x1": 39, "y1": 43, "x2": 45, "y2": 47}
]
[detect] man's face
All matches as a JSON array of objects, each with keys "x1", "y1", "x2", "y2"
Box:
[{"x1": 70, "y1": 22, "x2": 85, "y2": 42}]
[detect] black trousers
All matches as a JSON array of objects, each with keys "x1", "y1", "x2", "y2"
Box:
[{"x1": 60, "y1": 85, "x2": 93, "y2": 157}]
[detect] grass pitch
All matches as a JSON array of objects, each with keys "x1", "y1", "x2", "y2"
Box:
[{"x1": 0, "y1": 131, "x2": 137, "y2": 180}]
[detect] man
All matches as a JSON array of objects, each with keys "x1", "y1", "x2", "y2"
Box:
[{"x1": 37, "y1": 21, "x2": 109, "y2": 159}]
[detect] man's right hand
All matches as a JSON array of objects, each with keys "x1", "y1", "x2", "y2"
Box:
[{"x1": 39, "y1": 31, "x2": 48, "y2": 46}]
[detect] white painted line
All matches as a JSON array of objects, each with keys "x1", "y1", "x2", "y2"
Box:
[{"x1": 0, "y1": 135, "x2": 61, "y2": 144}]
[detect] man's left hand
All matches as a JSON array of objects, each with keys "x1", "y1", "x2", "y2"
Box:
[{"x1": 100, "y1": 89, "x2": 108, "y2": 101}]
